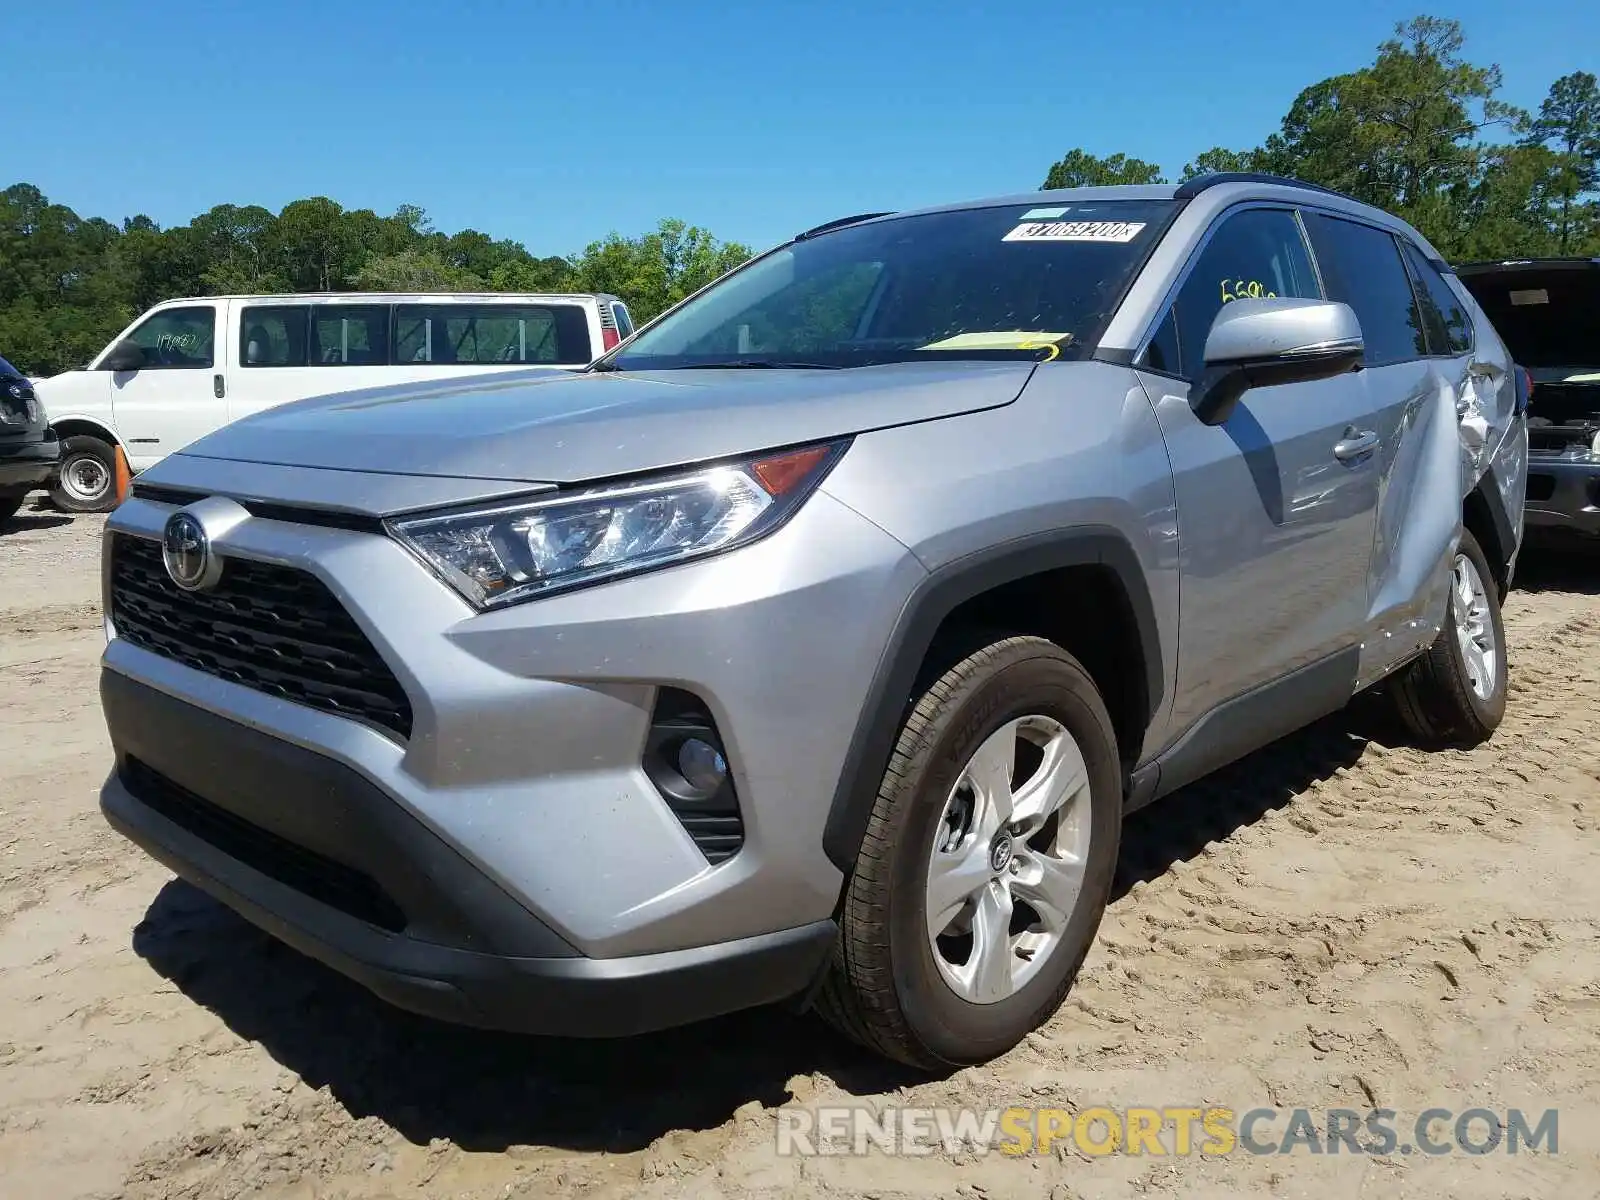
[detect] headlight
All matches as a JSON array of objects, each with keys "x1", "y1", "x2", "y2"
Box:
[{"x1": 388, "y1": 440, "x2": 849, "y2": 609}]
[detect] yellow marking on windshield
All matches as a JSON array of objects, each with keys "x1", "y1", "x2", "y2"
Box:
[{"x1": 920, "y1": 331, "x2": 1073, "y2": 352}]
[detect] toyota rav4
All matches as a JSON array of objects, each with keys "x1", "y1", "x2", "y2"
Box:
[{"x1": 97, "y1": 175, "x2": 1528, "y2": 1069}]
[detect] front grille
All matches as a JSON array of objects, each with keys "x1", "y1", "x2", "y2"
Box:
[
  {"x1": 121, "y1": 757, "x2": 406, "y2": 931},
  {"x1": 109, "y1": 533, "x2": 413, "y2": 739}
]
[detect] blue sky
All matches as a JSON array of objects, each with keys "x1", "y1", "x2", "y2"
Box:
[{"x1": 6, "y1": 0, "x2": 1597, "y2": 258}]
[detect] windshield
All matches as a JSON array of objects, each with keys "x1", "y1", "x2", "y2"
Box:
[
  {"x1": 0, "y1": 355, "x2": 20, "y2": 377},
  {"x1": 609, "y1": 200, "x2": 1178, "y2": 370}
]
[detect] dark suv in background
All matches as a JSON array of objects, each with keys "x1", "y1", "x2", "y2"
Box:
[
  {"x1": 1457, "y1": 258, "x2": 1600, "y2": 543},
  {"x1": 0, "y1": 355, "x2": 59, "y2": 525}
]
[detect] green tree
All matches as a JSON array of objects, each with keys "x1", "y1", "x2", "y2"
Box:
[
  {"x1": 569, "y1": 219, "x2": 751, "y2": 322},
  {"x1": 1180, "y1": 147, "x2": 1266, "y2": 181},
  {"x1": 1041, "y1": 149, "x2": 1166, "y2": 190},
  {"x1": 1522, "y1": 70, "x2": 1600, "y2": 252},
  {"x1": 353, "y1": 246, "x2": 486, "y2": 291},
  {"x1": 1258, "y1": 17, "x2": 1516, "y2": 249}
]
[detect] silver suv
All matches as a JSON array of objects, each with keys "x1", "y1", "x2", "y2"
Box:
[{"x1": 98, "y1": 175, "x2": 1528, "y2": 1069}]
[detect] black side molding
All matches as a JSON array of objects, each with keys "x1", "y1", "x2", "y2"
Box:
[
  {"x1": 820, "y1": 527, "x2": 1163, "y2": 876},
  {"x1": 1136, "y1": 645, "x2": 1359, "y2": 807}
]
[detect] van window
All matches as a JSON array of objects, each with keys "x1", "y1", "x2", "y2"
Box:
[
  {"x1": 239, "y1": 306, "x2": 311, "y2": 367},
  {"x1": 393, "y1": 304, "x2": 593, "y2": 365},
  {"x1": 611, "y1": 303, "x2": 634, "y2": 336},
  {"x1": 1302, "y1": 213, "x2": 1427, "y2": 367},
  {"x1": 119, "y1": 306, "x2": 216, "y2": 370},
  {"x1": 1399, "y1": 242, "x2": 1473, "y2": 356},
  {"x1": 310, "y1": 305, "x2": 390, "y2": 366}
]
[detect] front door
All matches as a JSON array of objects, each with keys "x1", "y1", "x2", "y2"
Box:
[
  {"x1": 1135, "y1": 206, "x2": 1382, "y2": 754},
  {"x1": 109, "y1": 304, "x2": 224, "y2": 469}
]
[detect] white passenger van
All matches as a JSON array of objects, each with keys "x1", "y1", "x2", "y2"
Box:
[{"x1": 35, "y1": 291, "x2": 635, "y2": 511}]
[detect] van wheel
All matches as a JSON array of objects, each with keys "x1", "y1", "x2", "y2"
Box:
[
  {"x1": 51, "y1": 436, "x2": 118, "y2": 513},
  {"x1": 1389, "y1": 529, "x2": 1508, "y2": 747},
  {"x1": 816, "y1": 635, "x2": 1122, "y2": 1070}
]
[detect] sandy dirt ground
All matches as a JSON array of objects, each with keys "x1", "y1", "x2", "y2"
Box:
[{"x1": 1, "y1": 506, "x2": 1597, "y2": 1200}]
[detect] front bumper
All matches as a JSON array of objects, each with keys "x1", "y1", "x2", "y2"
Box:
[
  {"x1": 101, "y1": 670, "x2": 837, "y2": 1035},
  {"x1": 0, "y1": 430, "x2": 60, "y2": 493},
  {"x1": 1524, "y1": 452, "x2": 1600, "y2": 537},
  {"x1": 98, "y1": 474, "x2": 922, "y2": 1018}
]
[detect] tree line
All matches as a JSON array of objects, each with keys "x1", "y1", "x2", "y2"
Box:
[
  {"x1": 4, "y1": 14, "x2": 1595, "y2": 378},
  {"x1": 1044, "y1": 17, "x2": 1599, "y2": 262}
]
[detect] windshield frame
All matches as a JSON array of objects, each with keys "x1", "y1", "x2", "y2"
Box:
[{"x1": 589, "y1": 198, "x2": 1186, "y2": 373}]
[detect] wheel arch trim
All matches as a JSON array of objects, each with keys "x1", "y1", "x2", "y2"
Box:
[
  {"x1": 821, "y1": 527, "x2": 1164, "y2": 877},
  {"x1": 48, "y1": 416, "x2": 124, "y2": 448}
]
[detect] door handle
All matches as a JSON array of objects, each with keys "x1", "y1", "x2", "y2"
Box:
[
  {"x1": 213, "y1": 373, "x2": 226, "y2": 399},
  {"x1": 1333, "y1": 429, "x2": 1379, "y2": 462}
]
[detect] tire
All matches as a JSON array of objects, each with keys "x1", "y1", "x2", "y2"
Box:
[
  {"x1": 0, "y1": 495, "x2": 23, "y2": 525},
  {"x1": 50, "y1": 435, "x2": 119, "y2": 513},
  {"x1": 817, "y1": 635, "x2": 1123, "y2": 1070},
  {"x1": 1389, "y1": 528, "x2": 1508, "y2": 747}
]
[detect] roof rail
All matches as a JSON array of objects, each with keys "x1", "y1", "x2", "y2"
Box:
[
  {"x1": 794, "y1": 211, "x2": 894, "y2": 241},
  {"x1": 1172, "y1": 172, "x2": 1357, "y2": 202}
]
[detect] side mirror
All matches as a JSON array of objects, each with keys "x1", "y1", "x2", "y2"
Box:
[
  {"x1": 1192, "y1": 298, "x2": 1364, "y2": 426},
  {"x1": 101, "y1": 340, "x2": 146, "y2": 373}
]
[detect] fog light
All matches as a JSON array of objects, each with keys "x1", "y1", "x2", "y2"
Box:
[{"x1": 678, "y1": 738, "x2": 728, "y2": 794}]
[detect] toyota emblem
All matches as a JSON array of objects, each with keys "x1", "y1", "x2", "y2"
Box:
[{"x1": 161, "y1": 511, "x2": 219, "y2": 591}]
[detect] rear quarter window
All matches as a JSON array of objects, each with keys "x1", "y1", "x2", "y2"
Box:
[
  {"x1": 1400, "y1": 242, "x2": 1473, "y2": 356},
  {"x1": 394, "y1": 304, "x2": 592, "y2": 365}
]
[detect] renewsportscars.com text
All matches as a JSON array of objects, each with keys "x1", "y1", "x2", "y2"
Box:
[{"x1": 774, "y1": 1105, "x2": 1559, "y2": 1158}]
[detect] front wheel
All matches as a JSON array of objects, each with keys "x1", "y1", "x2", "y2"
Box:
[
  {"x1": 50, "y1": 435, "x2": 119, "y2": 513},
  {"x1": 817, "y1": 635, "x2": 1122, "y2": 1070},
  {"x1": 1389, "y1": 528, "x2": 1508, "y2": 747}
]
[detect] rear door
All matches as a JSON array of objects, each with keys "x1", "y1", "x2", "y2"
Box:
[
  {"x1": 108, "y1": 304, "x2": 224, "y2": 468},
  {"x1": 1136, "y1": 205, "x2": 1381, "y2": 769},
  {"x1": 231, "y1": 301, "x2": 399, "y2": 423},
  {"x1": 1300, "y1": 213, "x2": 1497, "y2": 687}
]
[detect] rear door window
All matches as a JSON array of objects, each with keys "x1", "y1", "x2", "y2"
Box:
[
  {"x1": 393, "y1": 304, "x2": 593, "y2": 365},
  {"x1": 1302, "y1": 213, "x2": 1426, "y2": 367},
  {"x1": 239, "y1": 305, "x2": 310, "y2": 367},
  {"x1": 1399, "y1": 242, "x2": 1472, "y2": 356},
  {"x1": 310, "y1": 305, "x2": 391, "y2": 366}
]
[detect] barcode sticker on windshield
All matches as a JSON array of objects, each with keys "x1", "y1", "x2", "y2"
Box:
[
  {"x1": 1509, "y1": 288, "x2": 1549, "y2": 306},
  {"x1": 1003, "y1": 220, "x2": 1146, "y2": 244}
]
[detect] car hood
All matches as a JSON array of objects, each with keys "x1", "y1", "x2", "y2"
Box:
[
  {"x1": 1457, "y1": 260, "x2": 1600, "y2": 375},
  {"x1": 176, "y1": 360, "x2": 1037, "y2": 484}
]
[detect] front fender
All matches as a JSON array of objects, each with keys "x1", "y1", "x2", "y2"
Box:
[{"x1": 819, "y1": 527, "x2": 1163, "y2": 875}]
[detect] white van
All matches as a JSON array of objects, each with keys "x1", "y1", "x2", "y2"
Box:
[{"x1": 35, "y1": 291, "x2": 635, "y2": 511}]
